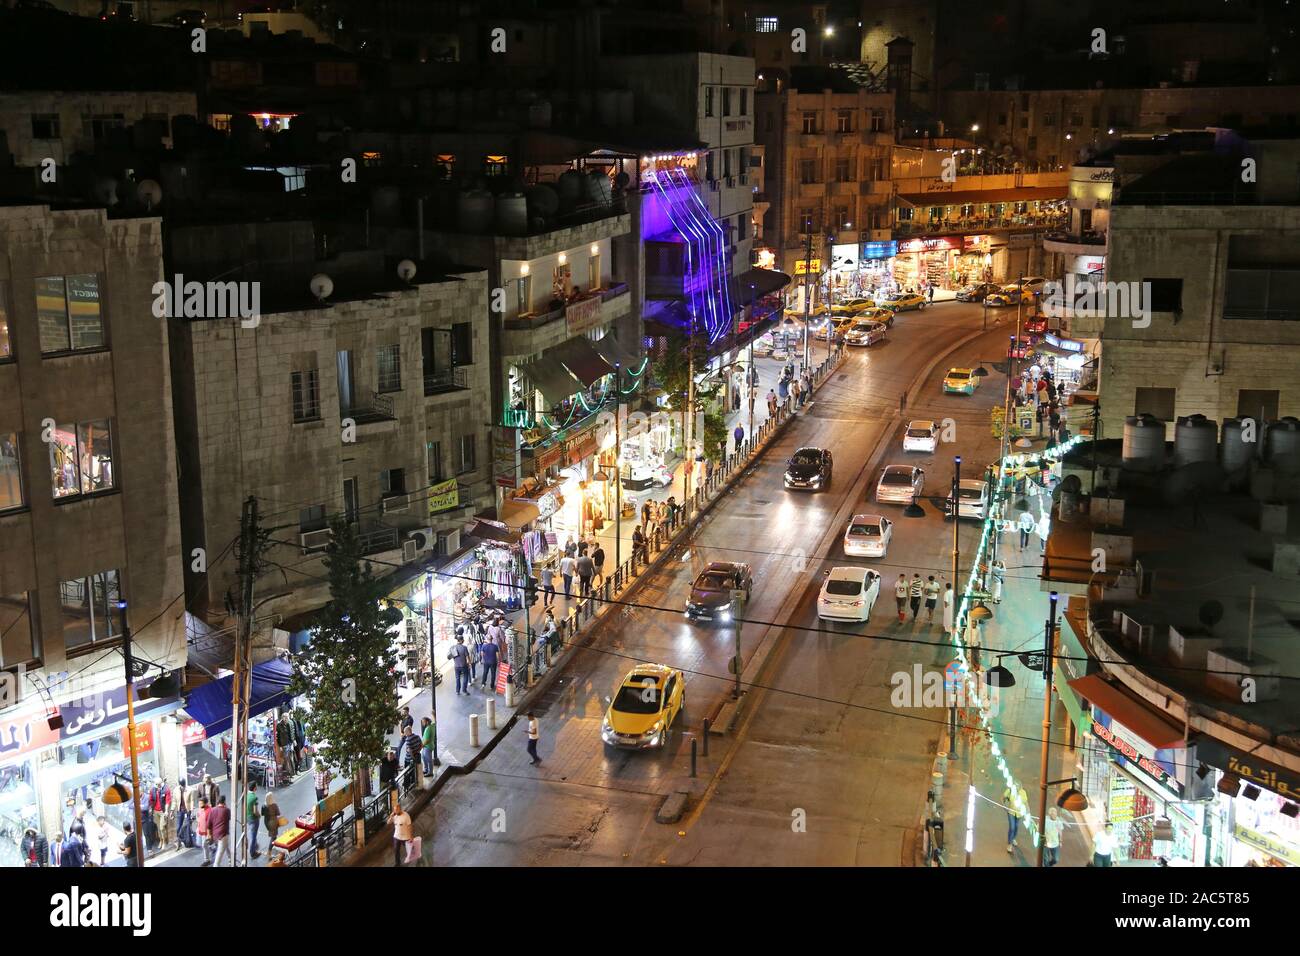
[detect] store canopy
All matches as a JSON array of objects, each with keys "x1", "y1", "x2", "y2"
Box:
[
  {"x1": 182, "y1": 657, "x2": 294, "y2": 738},
  {"x1": 591, "y1": 331, "x2": 638, "y2": 371},
  {"x1": 1067, "y1": 674, "x2": 1186, "y2": 749},
  {"x1": 898, "y1": 186, "x2": 1067, "y2": 207},
  {"x1": 469, "y1": 519, "x2": 519, "y2": 544},
  {"x1": 549, "y1": 335, "x2": 615, "y2": 387},
  {"x1": 730, "y1": 268, "x2": 792, "y2": 305},
  {"x1": 520, "y1": 356, "x2": 582, "y2": 406},
  {"x1": 498, "y1": 498, "x2": 541, "y2": 529}
]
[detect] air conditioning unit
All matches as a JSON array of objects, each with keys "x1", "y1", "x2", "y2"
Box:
[
  {"x1": 403, "y1": 527, "x2": 435, "y2": 562},
  {"x1": 300, "y1": 528, "x2": 331, "y2": 554},
  {"x1": 436, "y1": 529, "x2": 460, "y2": 556},
  {"x1": 382, "y1": 493, "x2": 411, "y2": 514}
]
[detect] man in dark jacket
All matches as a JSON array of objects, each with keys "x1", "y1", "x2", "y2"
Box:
[
  {"x1": 379, "y1": 748, "x2": 400, "y2": 791},
  {"x1": 59, "y1": 830, "x2": 87, "y2": 867},
  {"x1": 20, "y1": 828, "x2": 49, "y2": 867}
]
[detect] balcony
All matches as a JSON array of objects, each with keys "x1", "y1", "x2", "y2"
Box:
[
  {"x1": 501, "y1": 282, "x2": 629, "y2": 358},
  {"x1": 799, "y1": 131, "x2": 827, "y2": 146},
  {"x1": 424, "y1": 366, "x2": 471, "y2": 397},
  {"x1": 894, "y1": 214, "x2": 1070, "y2": 237},
  {"x1": 1042, "y1": 229, "x2": 1108, "y2": 256},
  {"x1": 341, "y1": 390, "x2": 396, "y2": 427}
]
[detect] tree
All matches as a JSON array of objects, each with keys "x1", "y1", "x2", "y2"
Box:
[
  {"x1": 703, "y1": 409, "x2": 728, "y2": 462},
  {"x1": 650, "y1": 327, "x2": 719, "y2": 457},
  {"x1": 288, "y1": 517, "x2": 403, "y2": 815}
]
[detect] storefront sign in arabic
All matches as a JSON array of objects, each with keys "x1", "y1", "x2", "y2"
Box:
[
  {"x1": 0, "y1": 706, "x2": 61, "y2": 763},
  {"x1": 493, "y1": 426, "x2": 518, "y2": 488},
  {"x1": 1008, "y1": 232, "x2": 1036, "y2": 249},
  {"x1": 532, "y1": 442, "x2": 564, "y2": 473},
  {"x1": 567, "y1": 434, "x2": 598, "y2": 465},
  {"x1": 793, "y1": 258, "x2": 822, "y2": 275},
  {"x1": 565, "y1": 294, "x2": 603, "y2": 335},
  {"x1": 427, "y1": 477, "x2": 460, "y2": 515},
  {"x1": 120, "y1": 721, "x2": 155, "y2": 757},
  {"x1": 58, "y1": 682, "x2": 176, "y2": 741},
  {"x1": 1196, "y1": 737, "x2": 1300, "y2": 803},
  {"x1": 1234, "y1": 822, "x2": 1300, "y2": 867}
]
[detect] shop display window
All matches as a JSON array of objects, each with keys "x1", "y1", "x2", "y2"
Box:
[
  {"x1": 0, "y1": 279, "x2": 12, "y2": 360},
  {"x1": 0, "y1": 432, "x2": 22, "y2": 512},
  {"x1": 0, "y1": 759, "x2": 39, "y2": 868},
  {"x1": 60, "y1": 569, "x2": 121, "y2": 650},
  {"x1": 49, "y1": 418, "x2": 115, "y2": 499}
]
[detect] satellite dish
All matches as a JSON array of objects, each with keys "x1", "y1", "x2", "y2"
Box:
[
  {"x1": 136, "y1": 179, "x2": 163, "y2": 209},
  {"x1": 309, "y1": 274, "x2": 334, "y2": 302},
  {"x1": 397, "y1": 259, "x2": 417, "y2": 283},
  {"x1": 1198, "y1": 600, "x2": 1224, "y2": 631}
]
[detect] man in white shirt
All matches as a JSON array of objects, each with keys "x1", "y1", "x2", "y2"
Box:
[
  {"x1": 525, "y1": 712, "x2": 541, "y2": 766},
  {"x1": 1043, "y1": 806, "x2": 1062, "y2": 866},
  {"x1": 558, "y1": 554, "x2": 576, "y2": 600},
  {"x1": 1036, "y1": 511, "x2": 1051, "y2": 553},
  {"x1": 1018, "y1": 510, "x2": 1036, "y2": 550},
  {"x1": 1092, "y1": 822, "x2": 1116, "y2": 867}
]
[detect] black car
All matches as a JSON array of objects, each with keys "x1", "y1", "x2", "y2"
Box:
[
  {"x1": 784, "y1": 447, "x2": 833, "y2": 490},
  {"x1": 956, "y1": 282, "x2": 1000, "y2": 303},
  {"x1": 685, "y1": 562, "x2": 753, "y2": 622}
]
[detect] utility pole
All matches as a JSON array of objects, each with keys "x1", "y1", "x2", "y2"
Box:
[
  {"x1": 1036, "y1": 591, "x2": 1060, "y2": 867},
  {"x1": 615, "y1": 361, "x2": 622, "y2": 568},
  {"x1": 424, "y1": 573, "x2": 440, "y2": 767},
  {"x1": 802, "y1": 224, "x2": 813, "y2": 372},
  {"x1": 684, "y1": 319, "x2": 696, "y2": 509},
  {"x1": 730, "y1": 588, "x2": 747, "y2": 699},
  {"x1": 232, "y1": 494, "x2": 259, "y2": 867},
  {"x1": 117, "y1": 602, "x2": 146, "y2": 868}
]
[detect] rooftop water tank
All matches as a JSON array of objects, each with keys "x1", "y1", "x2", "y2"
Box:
[
  {"x1": 457, "y1": 189, "x2": 494, "y2": 233},
  {"x1": 1265, "y1": 417, "x2": 1300, "y2": 472},
  {"x1": 1122, "y1": 414, "x2": 1166, "y2": 472},
  {"x1": 1220, "y1": 417, "x2": 1254, "y2": 475},
  {"x1": 1173, "y1": 414, "x2": 1217, "y2": 468},
  {"x1": 557, "y1": 170, "x2": 584, "y2": 208},
  {"x1": 585, "y1": 169, "x2": 612, "y2": 205},
  {"x1": 526, "y1": 184, "x2": 559, "y2": 220},
  {"x1": 494, "y1": 192, "x2": 528, "y2": 236}
]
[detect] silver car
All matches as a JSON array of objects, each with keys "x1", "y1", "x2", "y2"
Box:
[{"x1": 875, "y1": 465, "x2": 924, "y2": 504}]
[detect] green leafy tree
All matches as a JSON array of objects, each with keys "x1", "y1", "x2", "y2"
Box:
[
  {"x1": 650, "y1": 328, "x2": 719, "y2": 457},
  {"x1": 703, "y1": 409, "x2": 728, "y2": 462},
  {"x1": 288, "y1": 517, "x2": 403, "y2": 814}
]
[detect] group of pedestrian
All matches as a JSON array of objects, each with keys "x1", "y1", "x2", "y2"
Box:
[
  {"x1": 448, "y1": 617, "x2": 510, "y2": 695},
  {"x1": 1002, "y1": 789, "x2": 1116, "y2": 867},
  {"x1": 552, "y1": 536, "x2": 609, "y2": 601},
  {"x1": 893, "y1": 574, "x2": 953, "y2": 630},
  {"x1": 1012, "y1": 366, "x2": 1071, "y2": 446}
]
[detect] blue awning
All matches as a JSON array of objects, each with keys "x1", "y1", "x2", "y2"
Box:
[{"x1": 182, "y1": 658, "x2": 295, "y2": 737}]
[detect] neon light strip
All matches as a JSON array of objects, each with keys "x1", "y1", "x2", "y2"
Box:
[
  {"x1": 670, "y1": 167, "x2": 737, "y2": 340},
  {"x1": 651, "y1": 171, "x2": 715, "y2": 340}
]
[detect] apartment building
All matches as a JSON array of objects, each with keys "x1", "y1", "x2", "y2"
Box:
[{"x1": 0, "y1": 90, "x2": 197, "y2": 167}]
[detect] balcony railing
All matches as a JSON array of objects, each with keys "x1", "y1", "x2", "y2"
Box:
[
  {"x1": 424, "y1": 366, "x2": 470, "y2": 396},
  {"x1": 358, "y1": 525, "x2": 400, "y2": 556},
  {"x1": 1043, "y1": 229, "x2": 1107, "y2": 247},
  {"x1": 894, "y1": 214, "x2": 1069, "y2": 236},
  {"x1": 341, "y1": 390, "x2": 395, "y2": 424}
]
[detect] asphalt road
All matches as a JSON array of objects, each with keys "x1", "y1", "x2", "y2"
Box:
[{"x1": 370, "y1": 300, "x2": 1024, "y2": 866}]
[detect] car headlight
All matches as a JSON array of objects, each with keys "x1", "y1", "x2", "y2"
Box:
[
  {"x1": 602, "y1": 717, "x2": 613, "y2": 732},
  {"x1": 646, "y1": 721, "x2": 662, "y2": 737},
  {"x1": 716, "y1": 603, "x2": 731, "y2": 613}
]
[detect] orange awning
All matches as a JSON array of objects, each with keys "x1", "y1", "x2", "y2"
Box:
[{"x1": 1068, "y1": 674, "x2": 1185, "y2": 749}]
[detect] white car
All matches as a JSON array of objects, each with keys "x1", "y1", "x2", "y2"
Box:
[
  {"x1": 843, "y1": 514, "x2": 892, "y2": 557},
  {"x1": 817, "y1": 567, "x2": 880, "y2": 622},
  {"x1": 875, "y1": 464, "x2": 925, "y2": 504},
  {"x1": 903, "y1": 420, "x2": 938, "y2": 453},
  {"x1": 1020, "y1": 276, "x2": 1048, "y2": 295},
  {"x1": 845, "y1": 320, "x2": 887, "y2": 347},
  {"x1": 944, "y1": 478, "x2": 990, "y2": 520}
]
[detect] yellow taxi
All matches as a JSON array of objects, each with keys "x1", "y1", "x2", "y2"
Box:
[
  {"x1": 836, "y1": 297, "x2": 877, "y2": 315},
  {"x1": 880, "y1": 292, "x2": 927, "y2": 312},
  {"x1": 601, "y1": 663, "x2": 685, "y2": 749},
  {"x1": 942, "y1": 367, "x2": 979, "y2": 395}
]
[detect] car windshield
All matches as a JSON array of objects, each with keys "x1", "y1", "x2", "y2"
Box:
[
  {"x1": 959, "y1": 487, "x2": 984, "y2": 500},
  {"x1": 696, "y1": 572, "x2": 732, "y2": 590},
  {"x1": 612, "y1": 685, "x2": 662, "y2": 714},
  {"x1": 849, "y1": 523, "x2": 880, "y2": 536},
  {"x1": 791, "y1": 452, "x2": 821, "y2": 465},
  {"x1": 948, "y1": 370, "x2": 969, "y2": 380},
  {"x1": 882, "y1": 470, "x2": 913, "y2": 485},
  {"x1": 906, "y1": 428, "x2": 933, "y2": 438},
  {"x1": 826, "y1": 579, "x2": 863, "y2": 596},
  {"x1": 852, "y1": 323, "x2": 877, "y2": 332}
]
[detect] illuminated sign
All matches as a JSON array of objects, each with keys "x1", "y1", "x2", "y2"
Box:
[
  {"x1": 860, "y1": 241, "x2": 897, "y2": 260},
  {"x1": 1092, "y1": 718, "x2": 1181, "y2": 795},
  {"x1": 793, "y1": 259, "x2": 822, "y2": 275},
  {"x1": 1044, "y1": 333, "x2": 1085, "y2": 353},
  {"x1": 898, "y1": 237, "x2": 960, "y2": 253}
]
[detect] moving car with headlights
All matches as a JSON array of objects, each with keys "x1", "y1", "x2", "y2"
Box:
[
  {"x1": 837, "y1": 297, "x2": 877, "y2": 314},
  {"x1": 817, "y1": 567, "x2": 881, "y2": 622},
  {"x1": 601, "y1": 664, "x2": 685, "y2": 749},
  {"x1": 684, "y1": 561, "x2": 752, "y2": 622},
  {"x1": 944, "y1": 479, "x2": 990, "y2": 520},
  {"x1": 880, "y1": 292, "x2": 927, "y2": 312},
  {"x1": 857, "y1": 306, "x2": 895, "y2": 328},
  {"x1": 843, "y1": 514, "x2": 893, "y2": 557},
  {"x1": 984, "y1": 284, "x2": 1025, "y2": 307},
  {"x1": 1023, "y1": 314, "x2": 1049, "y2": 335},
  {"x1": 874, "y1": 464, "x2": 924, "y2": 504},
  {"x1": 903, "y1": 420, "x2": 939, "y2": 453},
  {"x1": 956, "y1": 282, "x2": 999, "y2": 302},
  {"x1": 942, "y1": 367, "x2": 979, "y2": 394},
  {"x1": 845, "y1": 320, "x2": 887, "y2": 346},
  {"x1": 784, "y1": 447, "x2": 833, "y2": 490}
]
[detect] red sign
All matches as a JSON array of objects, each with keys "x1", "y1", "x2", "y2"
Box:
[
  {"x1": 120, "y1": 722, "x2": 155, "y2": 757},
  {"x1": 181, "y1": 719, "x2": 207, "y2": 744},
  {"x1": 1091, "y1": 718, "x2": 1174, "y2": 789},
  {"x1": 0, "y1": 706, "x2": 60, "y2": 764},
  {"x1": 495, "y1": 476, "x2": 518, "y2": 488},
  {"x1": 495, "y1": 663, "x2": 511, "y2": 697},
  {"x1": 565, "y1": 295, "x2": 603, "y2": 335}
]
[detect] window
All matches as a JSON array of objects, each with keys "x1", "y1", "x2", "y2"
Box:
[
  {"x1": 1143, "y1": 278, "x2": 1183, "y2": 314},
  {"x1": 1069, "y1": 112, "x2": 1083, "y2": 128},
  {"x1": 60, "y1": 570, "x2": 120, "y2": 651},
  {"x1": 802, "y1": 112, "x2": 817, "y2": 134},
  {"x1": 86, "y1": 114, "x2": 125, "y2": 142},
  {"x1": 997, "y1": 112, "x2": 1008, "y2": 127},
  {"x1": 435, "y1": 154, "x2": 456, "y2": 176},
  {"x1": 0, "y1": 591, "x2": 37, "y2": 667},
  {"x1": 36, "y1": 274, "x2": 105, "y2": 354},
  {"x1": 800, "y1": 159, "x2": 817, "y2": 184},
  {"x1": 515, "y1": 274, "x2": 532, "y2": 314},
  {"x1": 836, "y1": 111, "x2": 852, "y2": 133},
  {"x1": 1090, "y1": 106, "x2": 1100, "y2": 128},
  {"x1": 1043, "y1": 113, "x2": 1057, "y2": 127},
  {"x1": 0, "y1": 280, "x2": 11, "y2": 360},
  {"x1": 705, "y1": 150, "x2": 714, "y2": 181},
  {"x1": 869, "y1": 158, "x2": 884, "y2": 181},
  {"x1": 1236, "y1": 389, "x2": 1280, "y2": 422},
  {"x1": 755, "y1": 15, "x2": 779, "y2": 32},
  {"x1": 1020, "y1": 116, "x2": 1030, "y2": 130},
  {"x1": 723, "y1": 148, "x2": 732, "y2": 178},
  {"x1": 869, "y1": 109, "x2": 885, "y2": 132},
  {"x1": 291, "y1": 369, "x2": 321, "y2": 422},
  {"x1": 49, "y1": 419, "x2": 114, "y2": 499},
  {"x1": 705, "y1": 87, "x2": 714, "y2": 117},
  {"x1": 834, "y1": 207, "x2": 850, "y2": 230},
  {"x1": 451, "y1": 323, "x2": 473, "y2": 366},
  {"x1": 588, "y1": 253, "x2": 601, "y2": 288},
  {"x1": 428, "y1": 440, "x2": 444, "y2": 483},
  {"x1": 723, "y1": 88, "x2": 732, "y2": 117},
  {"x1": 381, "y1": 467, "x2": 407, "y2": 497},
  {"x1": 738, "y1": 214, "x2": 748, "y2": 241},
  {"x1": 484, "y1": 155, "x2": 509, "y2": 177},
  {"x1": 377, "y1": 343, "x2": 402, "y2": 393},
  {"x1": 458, "y1": 433, "x2": 476, "y2": 474},
  {"x1": 740, "y1": 89, "x2": 748, "y2": 116},
  {"x1": 1224, "y1": 268, "x2": 1300, "y2": 321},
  {"x1": 0, "y1": 432, "x2": 22, "y2": 512},
  {"x1": 299, "y1": 504, "x2": 326, "y2": 533},
  {"x1": 31, "y1": 113, "x2": 60, "y2": 139},
  {"x1": 765, "y1": 113, "x2": 774, "y2": 133},
  {"x1": 1134, "y1": 387, "x2": 1176, "y2": 421}
]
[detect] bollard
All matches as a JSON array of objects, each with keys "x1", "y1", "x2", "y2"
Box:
[
  {"x1": 935, "y1": 750, "x2": 949, "y2": 776},
  {"x1": 702, "y1": 718, "x2": 710, "y2": 755},
  {"x1": 469, "y1": 713, "x2": 480, "y2": 747},
  {"x1": 690, "y1": 737, "x2": 697, "y2": 777},
  {"x1": 486, "y1": 697, "x2": 497, "y2": 730},
  {"x1": 505, "y1": 675, "x2": 515, "y2": 707}
]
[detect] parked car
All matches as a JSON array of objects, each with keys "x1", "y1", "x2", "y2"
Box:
[
  {"x1": 880, "y1": 292, "x2": 927, "y2": 312},
  {"x1": 903, "y1": 420, "x2": 938, "y2": 453},
  {"x1": 170, "y1": 8, "x2": 207, "y2": 26},
  {"x1": 984, "y1": 284, "x2": 1025, "y2": 307},
  {"x1": 857, "y1": 306, "x2": 895, "y2": 328},
  {"x1": 684, "y1": 562, "x2": 753, "y2": 623},
  {"x1": 845, "y1": 320, "x2": 887, "y2": 346},
  {"x1": 601, "y1": 664, "x2": 685, "y2": 749},
  {"x1": 875, "y1": 464, "x2": 924, "y2": 504},
  {"x1": 1023, "y1": 314, "x2": 1049, "y2": 335},
  {"x1": 1007, "y1": 338, "x2": 1033, "y2": 359},
  {"x1": 837, "y1": 297, "x2": 877, "y2": 314},
  {"x1": 784, "y1": 447, "x2": 833, "y2": 490},
  {"x1": 817, "y1": 567, "x2": 881, "y2": 622},
  {"x1": 1020, "y1": 276, "x2": 1048, "y2": 295},
  {"x1": 942, "y1": 367, "x2": 979, "y2": 395},
  {"x1": 843, "y1": 514, "x2": 893, "y2": 557},
  {"x1": 956, "y1": 282, "x2": 1000, "y2": 302},
  {"x1": 944, "y1": 479, "x2": 990, "y2": 520}
]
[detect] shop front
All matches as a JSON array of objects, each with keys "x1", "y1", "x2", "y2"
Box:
[
  {"x1": 179, "y1": 658, "x2": 296, "y2": 791},
  {"x1": 894, "y1": 236, "x2": 962, "y2": 291},
  {"x1": 958, "y1": 234, "x2": 997, "y2": 287},
  {"x1": 1070, "y1": 674, "x2": 1205, "y2": 865},
  {"x1": 1030, "y1": 334, "x2": 1092, "y2": 389},
  {"x1": 618, "y1": 404, "x2": 676, "y2": 493},
  {"x1": 1196, "y1": 735, "x2": 1300, "y2": 867}
]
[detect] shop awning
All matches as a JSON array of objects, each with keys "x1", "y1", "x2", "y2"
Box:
[
  {"x1": 182, "y1": 658, "x2": 295, "y2": 738},
  {"x1": 1068, "y1": 674, "x2": 1186, "y2": 749},
  {"x1": 520, "y1": 356, "x2": 582, "y2": 407},
  {"x1": 1035, "y1": 337, "x2": 1088, "y2": 359},
  {"x1": 498, "y1": 498, "x2": 541, "y2": 529},
  {"x1": 470, "y1": 518, "x2": 520, "y2": 544},
  {"x1": 591, "y1": 331, "x2": 638, "y2": 371},
  {"x1": 731, "y1": 268, "x2": 792, "y2": 305},
  {"x1": 898, "y1": 186, "x2": 1067, "y2": 207},
  {"x1": 549, "y1": 336, "x2": 615, "y2": 387}
]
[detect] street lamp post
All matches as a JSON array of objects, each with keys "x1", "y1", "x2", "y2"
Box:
[
  {"x1": 614, "y1": 361, "x2": 622, "y2": 569},
  {"x1": 802, "y1": 225, "x2": 814, "y2": 373},
  {"x1": 424, "y1": 574, "x2": 440, "y2": 767},
  {"x1": 116, "y1": 601, "x2": 147, "y2": 868},
  {"x1": 1036, "y1": 591, "x2": 1060, "y2": 867}
]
